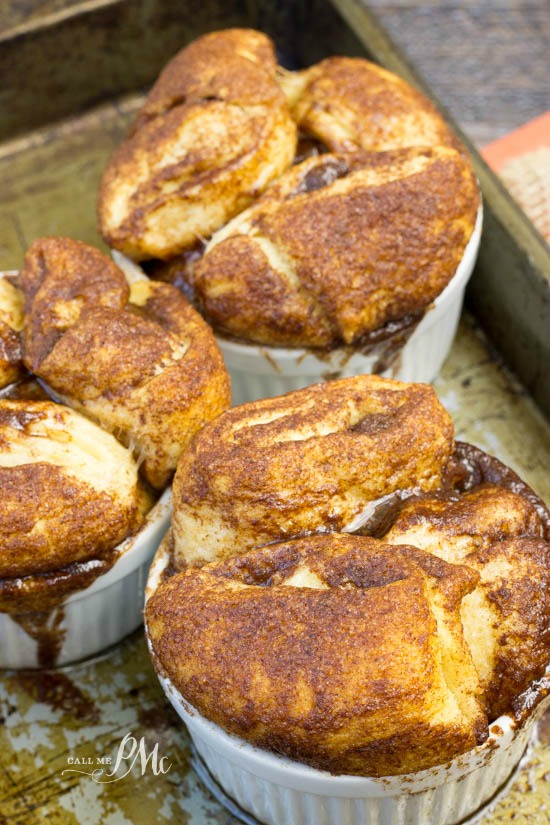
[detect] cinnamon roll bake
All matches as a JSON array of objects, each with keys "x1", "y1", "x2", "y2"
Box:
[
  {"x1": 192, "y1": 145, "x2": 478, "y2": 348},
  {"x1": 98, "y1": 29, "x2": 297, "y2": 261},
  {"x1": 0, "y1": 237, "x2": 230, "y2": 666},
  {"x1": 20, "y1": 236, "x2": 231, "y2": 489},
  {"x1": 279, "y1": 56, "x2": 459, "y2": 154},
  {"x1": 172, "y1": 374, "x2": 454, "y2": 567},
  {"x1": 0, "y1": 399, "x2": 148, "y2": 586},
  {"x1": 98, "y1": 28, "x2": 481, "y2": 398},
  {"x1": 147, "y1": 376, "x2": 550, "y2": 778},
  {"x1": 146, "y1": 535, "x2": 487, "y2": 777}
]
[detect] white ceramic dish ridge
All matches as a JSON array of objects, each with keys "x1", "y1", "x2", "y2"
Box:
[{"x1": 144, "y1": 531, "x2": 549, "y2": 825}]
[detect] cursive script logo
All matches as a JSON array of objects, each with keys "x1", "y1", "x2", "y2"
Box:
[{"x1": 62, "y1": 733, "x2": 172, "y2": 783}]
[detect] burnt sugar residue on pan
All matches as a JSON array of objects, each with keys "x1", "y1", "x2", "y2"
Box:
[{"x1": 9, "y1": 667, "x2": 100, "y2": 723}]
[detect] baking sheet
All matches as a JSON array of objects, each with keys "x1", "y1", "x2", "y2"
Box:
[{"x1": 1, "y1": 316, "x2": 549, "y2": 824}]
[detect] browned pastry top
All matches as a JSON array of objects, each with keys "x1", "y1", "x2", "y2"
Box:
[
  {"x1": 172, "y1": 375, "x2": 454, "y2": 567},
  {"x1": 192, "y1": 146, "x2": 479, "y2": 347},
  {"x1": 20, "y1": 237, "x2": 231, "y2": 489},
  {"x1": 386, "y1": 464, "x2": 550, "y2": 720},
  {"x1": 281, "y1": 56, "x2": 460, "y2": 154},
  {"x1": 0, "y1": 399, "x2": 149, "y2": 582},
  {"x1": 146, "y1": 534, "x2": 487, "y2": 777},
  {"x1": 21, "y1": 236, "x2": 129, "y2": 372},
  {"x1": 98, "y1": 29, "x2": 297, "y2": 260},
  {"x1": 134, "y1": 28, "x2": 282, "y2": 125}
]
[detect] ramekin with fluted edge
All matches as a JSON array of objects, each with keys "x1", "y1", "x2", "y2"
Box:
[
  {"x1": 114, "y1": 206, "x2": 482, "y2": 405},
  {"x1": 144, "y1": 532, "x2": 549, "y2": 825},
  {"x1": 1, "y1": 489, "x2": 171, "y2": 670}
]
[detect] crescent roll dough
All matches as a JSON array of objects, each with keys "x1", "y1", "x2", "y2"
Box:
[
  {"x1": 192, "y1": 146, "x2": 479, "y2": 347},
  {"x1": 0, "y1": 399, "x2": 148, "y2": 579},
  {"x1": 386, "y1": 476, "x2": 550, "y2": 719},
  {"x1": 280, "y1": 56, "x2": 459, "y2": 154},
  {"x1": 172, "y1": 375, "x2": 454, "y2": 567},
  {"x1": 98, "y1": 29, "x2": 297, "y2": 260},
  {"x1": 21, "y1": 237, "x2": 231, "y2": 489},
  {"x1": 146, "y1": 534, "x2": 487, "y2": 776}
]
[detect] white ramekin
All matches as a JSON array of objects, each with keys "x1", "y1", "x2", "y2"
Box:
[
  {"x1": 144, "y1": 534, "x2": 549, "y2": 825},
  {"x1": 1, "y1": 489, "x2": 171, "y2": 670},
  {"x1": 159, "y1": 675, "x2": 547, "y2": 825},
  {"x1": 114, "y1": 206, "x2": 482, "y2": 406}
]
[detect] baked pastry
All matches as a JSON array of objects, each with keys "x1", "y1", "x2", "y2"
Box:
[
  {"x1": 0, "y1": 275, "x2": 25, "y2": 389},
  {"x1": 97, "y1": 29, "x2": 480, "y2": 398},
  {"x1": 20, "y1": 236, "x2": 231, "y2": 489},
  {"x1": 191, "y1": 146, "x2": 479, "y2": 347},
  {"x1": 385, "y1": 453, "x2": 550, "y2": 719},
  {"x1": 0, "y1": 399, "x2": 148, "y2": 582},
  {"x1": 280, "y1": 56, "x2": 459, "y2": 154},
  {"x1": 148, "y1": 378, "x2": 550, "y2": 780},
  {"x1": 146, "y1": 533, "x2": 487, "y2": 776},
  {"x1": 98, "y1": 29, "x2": 297, "y2": 260},
  {"x1": 172, "y1": 375, "x2": 454, "y2": 567}
]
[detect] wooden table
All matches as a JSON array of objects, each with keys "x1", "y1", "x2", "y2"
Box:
[{"x1": 366, "y1": 0, "x2": 550, "y2": 148}]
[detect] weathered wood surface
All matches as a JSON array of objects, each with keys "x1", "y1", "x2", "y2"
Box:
[
  {"x1": 0, "y1": 0, "x2": 259, "y2": 142},
  {"x1": 366, "y1": 0, "x2": 550, "y2": 148},
  {"x1": 0, "y1": 98, "x2": 138, "y2": 267}
]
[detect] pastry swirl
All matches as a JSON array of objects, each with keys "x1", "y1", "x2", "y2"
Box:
[
  {"x1": 386, "y1": 477, "x2": 550, "y2": 718},
  {"x1": 150, "y1": 380, "x2": 550, "y2": 776},
  {"x1": 146, "y1": 533, "x2": 487, "y2": 776},
  {"x1": 0, "y1": 399, "x2": 148, "y2": 580},
  {"x1": 21, "y1": 237, "x2": 231, "y2": 488},
  {"x1": 280, "y1": 56, "x2": 459, "y2": 154},
  {"x1": 98, "y1": 29, "x2": 297, "y2": 260},
  {"x1": 172, "y1": 375, "x2": 454, "y2": 568}
]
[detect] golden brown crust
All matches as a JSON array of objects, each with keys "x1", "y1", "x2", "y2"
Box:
[
  {"x1": 0, "y1": 400, "x2": 148, "y2": 580},
  {"x1": 98, "y1": 29, "x2": 297, "y2": 260},
  {"x1": 280, "y1": 56, "x2": 460, "y2": 154},
  {"x1": 193, "y1": 147, "x2": 479, "y2": 346},
  {"x1": 385, "y1": 484, "x2": 550, "y2": 718},
  {"x1": 146, "y1": 534, "x2": 486, "y2": 776},
  {"x1": 465, "y1": 538, "x2": 550, "y2": 719},
  {"x1": 133, "y1": 29, "x2": 280, "y2": 129},
  {"x1": 172, "y1": 375, "x2": 454, "y2": 567},
  {"x1": 385, "y1": 483, "x2": 545, "y2": 562},
  {"x1": 20, "y1": 236, "x2": 129, "y2": 372},
  {"x1": 21, "y1": 238, "x2": 231, "y2": 489}
]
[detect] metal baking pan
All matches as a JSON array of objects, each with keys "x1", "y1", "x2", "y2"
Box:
[{"x1": 1, "y1": 1, "x2": 549, "y2": 823}]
